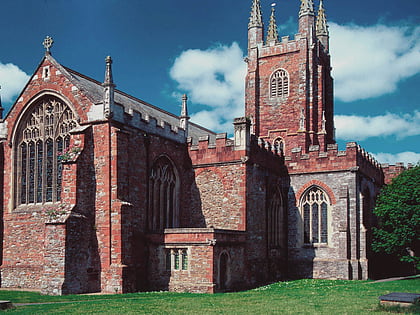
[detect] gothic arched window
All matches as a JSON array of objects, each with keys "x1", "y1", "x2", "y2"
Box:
[
  {"x1": 267, "y1": 190, "x2": 285, "y2": 248},
  {"x1": 300, "y1": 186, "x2": 330, "y2": 244},
  {"x1": 273, "y1": 137, "x2": 284, "y2": 155},
  {"x1": 149, "y1": 156, "x2": 179, "y2": 230},
  {"x1": 16, "y1": 96, "x2": 77, "y2": 205},
  {"x1": 270, "y1": 69, "x2": 289, "y2": 98}
]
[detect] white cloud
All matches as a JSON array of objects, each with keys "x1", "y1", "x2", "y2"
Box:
[
  {"x1": 0, "y1": 62, "x2": 30, "y2": 105},
  {"x1": 335, "y1": 111, "x2": 420, "y2": 141},
  {"x1": 373, "y1": 152, "x2": 420, "y2": 165},
  {"x1": 169, "y1": 23, "x2": 420, "y2": 134},
  {"x1": 169, "y1": 42, "x2": 246, "y2": 133},
  {"x1": 330, "y1": 22, "x2": 420, "y2": 102}
]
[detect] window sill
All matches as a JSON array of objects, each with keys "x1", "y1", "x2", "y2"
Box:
[{"x1": 303, "y1": 243, "x2": 328, "y2": 249}]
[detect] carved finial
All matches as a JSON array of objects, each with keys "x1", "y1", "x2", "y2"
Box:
[
  {"x1": 181, "y1": 94, "x2": 189, "y2": 118},
  {"x1": 316, "y1": 0, "x2": 328, "y2": 37},
  {"x1": 267, "y1": 3, "x2": 279, "y2": 44},
  {"x1": 103, "y1": 56, "x2": 116, "y2": 119},
  {"x1": 299, "y1": 0, "x2": 314, "y2": 17},
  {"x1": 249, "y1": 0, "x2": 263, "y2": 29},
  {"x1": 104, "y1": 56, "x2": 114, "y2": 86},
  {"x1": 43, "y1": 36, "x2": 54, "y2": 54},
  {"x1": 0, "y1": 85, "x2": 3, "y2": 119},
  {"x1": 180, "y1": 94, "x2": 190, "y2": 135}
]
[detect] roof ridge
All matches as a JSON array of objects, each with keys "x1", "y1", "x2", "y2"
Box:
[
  {"x1": 48, "y1": 59, "x2": 217, "y2": 137},
  {"x1": 64, "y1": 66, "x2": 103, "y2": 86}
]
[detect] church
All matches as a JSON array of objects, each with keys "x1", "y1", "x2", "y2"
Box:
[{"x1": 0, "y1": 0, "x2": 400, "y2": 295}]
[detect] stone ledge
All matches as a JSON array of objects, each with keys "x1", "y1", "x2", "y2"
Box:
[{"x1": 379, "y1": 292, "x2": 420, "y2": 307}]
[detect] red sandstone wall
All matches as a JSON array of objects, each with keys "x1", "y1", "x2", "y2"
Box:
[
  {"x1": 188, "y1": 137, "x2": 247, "y2": 231},
  {"x1": 191, "y1": 166, "x2": 246, "y2": 230},
  {"x1": 0, "y1": 56, "x2": 99, "y2": 292},
  {"x1": 246, "y1": 36, "x2": 334, "y2": 154},
  {"x1": 381, "y1": 163, "x2": 410, "y2": 184}
]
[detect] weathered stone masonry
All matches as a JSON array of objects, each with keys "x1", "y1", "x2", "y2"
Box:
[{"x1": 0, "y1": 0, "x2": 408, "y2": 295}]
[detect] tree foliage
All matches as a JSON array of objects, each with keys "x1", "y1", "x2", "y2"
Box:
[{"x1": 372, "y1": 164, "x2": 420, "y2": 270}]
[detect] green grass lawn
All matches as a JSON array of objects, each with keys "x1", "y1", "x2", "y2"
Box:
[{"x1": 1, "y1": 278, "x2": 419, "y2": 314}]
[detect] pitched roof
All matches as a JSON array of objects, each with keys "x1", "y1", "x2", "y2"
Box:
[{"x1": 65, "y1": 66, "x2": 216, "y2": 142}]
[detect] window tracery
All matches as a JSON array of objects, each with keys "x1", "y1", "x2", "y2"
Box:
[
  {"x1": 267, "y1": 190, "x2": 285, "y2": 248},
  {"x1": 300, "y1": 186, "x2": 330, "y2": 244},
  {"x1": 16, "y1": 96, "x2": 77, "y2": 206},
  {"x1": 149, "y1": 157, "x2": 179, "y2": 230},
  {"x1": 270, "y1": 69, "x2": 289, "y2": 99}
]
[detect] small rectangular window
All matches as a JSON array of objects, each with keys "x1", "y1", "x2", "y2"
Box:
[
  {"x1": 181, "y1": 250, "x2": 188, "y2": 270},
  {"x1": 165, "y1": 248, "x2": 188, "y2": 271},
  {"x1": 174, "y1": 250, "x2": 180, "y2": 270}
]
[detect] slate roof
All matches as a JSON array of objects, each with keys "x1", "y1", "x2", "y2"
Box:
[{"x1": 63, "y1": 65, "x2": 217, "y2": 142}]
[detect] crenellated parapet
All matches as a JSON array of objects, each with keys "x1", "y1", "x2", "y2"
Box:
[
  {"x1": 188, "y1": 117, "x2": 285, "y2": 169},
  {"x1": 250, "y1": 136, "x2": 285, "y2": 173},
  {"x1": 112, "y1": 104, "x2": 187, "y2": 143},
  {"x1": 259, "y1": 34, "x2": 303, "y2": 57},
  {"x1": 255, "y1": 137, "x2": 283, "y2": 156},
  {"x1": 285, "y1": 142, "x2": 384, "y2": 183},
  {"x1": 188, "y1": 132, "x2": 242, "y2": 166},
  {"x1": 381, "y1": 162, "x2": 413, "y2": 184},
  {"x1": 354, "y1": 144, "x2": 384, "y2": 183}
]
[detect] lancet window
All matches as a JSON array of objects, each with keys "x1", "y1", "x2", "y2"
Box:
[
  {"x1": 273, "y1": 137, "x2": 284, "y2": 155},
  {"x1": 149, "y1": 157, "x2": 179, "y2": 230},
  {"x1": 16, "y1": 96, "x2": 77, "y2": 205},
  {"x1": 267, "y1": 190, "x2": 285, "y2": 248},
  {"x1": 300, "y1": 186, "x2": 330, "y2": 244},
  {"x1": 270, "y1": 69, "x2": 289, "y2": 98}
]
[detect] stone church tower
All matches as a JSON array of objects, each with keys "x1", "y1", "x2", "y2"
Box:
[
  {"x1": 246, "y1": 0, "x2": 334, "y2": 154},
  {"x1": 244, "y1": 0, "x2": 384, "y2": 280}
]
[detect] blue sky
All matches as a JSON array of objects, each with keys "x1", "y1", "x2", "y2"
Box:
[{"x1": 0, "y1": 0, "x2": 419, "y2": 164}]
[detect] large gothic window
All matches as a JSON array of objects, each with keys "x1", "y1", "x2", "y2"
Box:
[
  {"x1": 270, "y1": 69, "x2": 289, "y2": 99},
  {"x1": 149, "y1": 156, "x2": 179, "y2": 231},
  {"x1": 267, "y1": 190, "x2": 285, "y2": 248},
  {"x1": 16, "y1": 96, "x2": 77, "y2": 205},
  {"x1": 300, "y1": 186, "x2": 330, "y2": 244}
]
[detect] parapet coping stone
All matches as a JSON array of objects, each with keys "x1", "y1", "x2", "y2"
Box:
[{"x1": 379, "y1": 292, "x2": 420, "y2": 306}]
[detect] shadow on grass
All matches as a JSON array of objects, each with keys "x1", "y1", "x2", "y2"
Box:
[{"x1": 375, "y1": 303, "x2": 420, "y2": 314}]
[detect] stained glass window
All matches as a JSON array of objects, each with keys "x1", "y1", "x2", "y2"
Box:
[
  {"x1": 267, "y1": 191, "x2": 284, "y2": 248},
  {"x1": 149, "y1": 157, "x2": 179, "y2": 231},
  {"x1": 181, "y1": 250, "x2": 188, "y2": 270},
  {"x1": 165, "y1": 249, "x2": 188, "y2": 271},
  {"x1": 300, "y1": 187, "x2": 330, "y2": 245},
  {"x1": 16, "y1": 96, "x2": 77, "y2": 206},
  {"x1": 174, "y1": 250, "x2": 180, "y2": 270}
]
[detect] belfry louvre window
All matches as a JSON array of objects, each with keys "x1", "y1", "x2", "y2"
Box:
[
  {"x1": 270, "y1": 69, "x2": 289, "y2": 98},
  {"x1": 16, "y1": 96, "x2": 77, "y2": 205},
  {"x1": 149, "y1": 157, "x2": 179, "y2": 230},
  {"x1": 301, "y1": 187, "x2": 330, "y2": 244}
]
